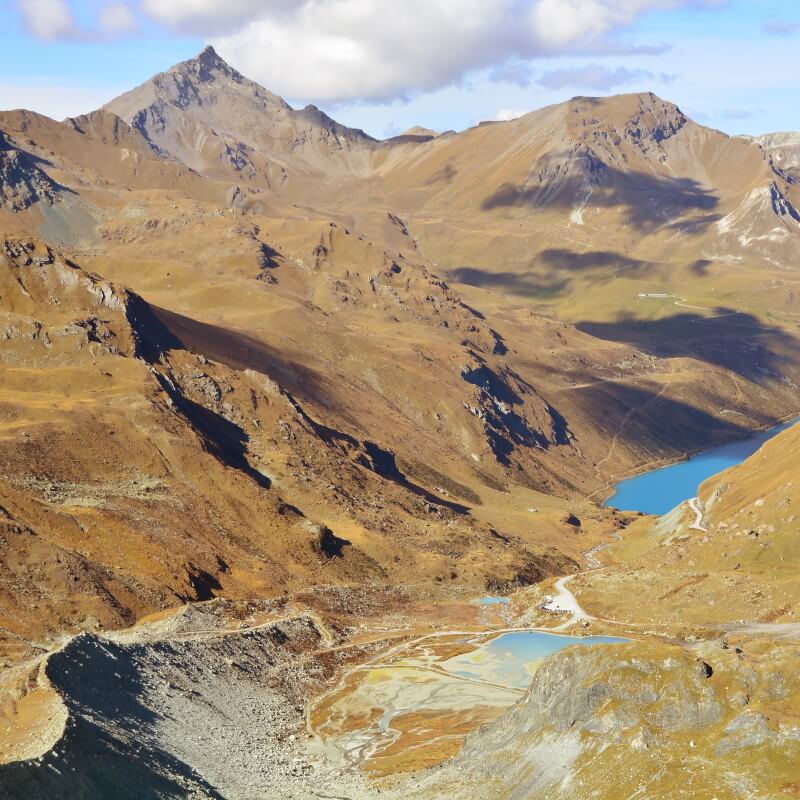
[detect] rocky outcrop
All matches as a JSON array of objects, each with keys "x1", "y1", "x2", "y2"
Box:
[
  {"x1": 0, "y1": 612, "x2": 353, "y2": 800},
  {"x1": 412, "y1": 639, "x2": 800, "y2": 799},
  {"x1": 0, "y1": 133, "x2": 62, "y2": 211}
]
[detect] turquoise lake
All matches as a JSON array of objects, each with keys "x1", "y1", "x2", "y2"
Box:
[
  {"x1": 449, "y1": 631, "x2": 630, "y2": 689},
  {"x1": 603, "y1": 419, "x2": 797, "y2": 515}
]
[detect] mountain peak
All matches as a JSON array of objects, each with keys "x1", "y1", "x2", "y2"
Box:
[
  {"x1": 101, "y1": 42, "x2": 375, "y2": 178},
  {"x1": 172, "y1": 44, "x2": 243, "y2": 86},
  {"x1": 198, "y1": 44, "x2": 220, "y2": 60},
  {"x1": 189, "y1": 44, "x2": 238, "y2": 81}
]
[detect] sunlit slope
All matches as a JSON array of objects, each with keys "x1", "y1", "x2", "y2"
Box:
[{"x1": 576, "y1": 421, "x2": 800, "y2": 630}]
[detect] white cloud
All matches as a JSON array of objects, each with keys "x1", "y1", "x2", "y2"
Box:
[
  {"x1": 17, "y1": 0, "x2": 138, "y2": 40},
  {"x1": 140, "y1": 0, "x2": 299, "y2": 33},
  {"x1": 99, "y1": 4, "x2": 137, "y2": 35},
  {"x1": 538, "y1": 64, "x2": 658, "y2": 90},
  {"x1": 528, "y1": 0, "x2": 685, "y2": 50},
  {"x1": 493, "y1": 108, "x2": 529, "y2": 121},
  {"x1": 18, "y1": 0, "x2": 76, "y2": 40},
  {"x1": 134, "y1": 0, "x2": 719, "y2": 103}
]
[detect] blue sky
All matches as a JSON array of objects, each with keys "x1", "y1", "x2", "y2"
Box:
[{"x1": 1, "y1": 1, "x2": 799, "y2": 137}]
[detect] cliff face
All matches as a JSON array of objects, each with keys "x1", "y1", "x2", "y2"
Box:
[{"x1": 412, "y1": 640, "x2": 800, "y2": 800}]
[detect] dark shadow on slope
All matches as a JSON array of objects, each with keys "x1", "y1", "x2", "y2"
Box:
[
  {"x1": 481, "y1": 166, "x2": 721, "y2": 234},
  {"x1": 0, "y1": 636, "x2": 223, "y2": 800},
  {"x1": 448, "y1": 249, "x2": 659, "y2": 301},
  {"x1": 539, "y1": 248, "x2": 655, "y2": 274},
  {"x1": 152, "y1": 371, "x2": 271, "y2": 489},
  {"x1": 257, "y1": 242, "x2": 282, "y2": 274},
  {"x1": 318, "y1": 526, "x2": 351, "y2": 558},
  {"x1": 184, "y1": 563, "x2": 224, "y2": 602},
  {"x1": 126, "y1": 293, "x2": 186, "y2": 362},
  {"x1": 448, "y1": 266, "x2": 570, "y2": 299},
  {"x1": 569, "y1": 380, "x2": 761, "y2": 460},
  {"x1": 462, "y1": 364, "x2": 523, "y2": 405},
  {"x1": 151, "y1": 307, "x2": 330, "y2": 407},
  {"x1": 461, "y1": 363, "x2": 554, "y2": 465},
  {"x1": 576, "y1": 311, "x2": 796, "y2": 381},
  {"x1": 142, "y1": 305, "x2": 469, "y2": 512},
  {"x1": 689, "y1": 258, "x2": 712, "y2": 276},
  {"x1": 358, "y1": 440, "x2": 471, "y2": 514}
]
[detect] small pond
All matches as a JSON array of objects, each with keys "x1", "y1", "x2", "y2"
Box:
[{"x1": 310, "y1": 629, "x2": 628, "y2": 775}]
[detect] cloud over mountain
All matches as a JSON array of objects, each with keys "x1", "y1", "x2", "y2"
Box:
[
  {"x1": 204, "y1": 0, "x2": 705, "y2": 103},
  {"x1": 537, "y1": 63, "x2": 673, "y2": 91},
  {"x1": 30, "y1": 0, "x2": 712, "y2": 104}
]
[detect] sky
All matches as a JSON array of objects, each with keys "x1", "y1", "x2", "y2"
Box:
[{"x1": 1, "y1": 0, "x2": 799, "y2": 138}]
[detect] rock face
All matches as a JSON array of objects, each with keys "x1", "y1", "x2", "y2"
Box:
[
  {"x1": 104, "y1": 46, "x2": 377, "y2": 181},
  {"x1": 753, "y1": 131, "x2": 800, "y2": 181},
  {"x1": 0, "y1": 133, "x2": 62, "y2": 211},
  {"x1": 412, "y1": 640, "x2": 800, "y2": 800}
]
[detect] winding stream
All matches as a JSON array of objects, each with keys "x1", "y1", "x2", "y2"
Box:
[{"x1": 309, "y1": 628, "x2": 627, "y2": 775}]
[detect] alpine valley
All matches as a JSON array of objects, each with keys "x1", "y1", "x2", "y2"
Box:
[{"x1": 1, "y1": 46, "x2": 799, "y2": 800}]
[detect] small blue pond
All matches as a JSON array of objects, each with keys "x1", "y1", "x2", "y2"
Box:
[
  {"x1": 448, "y1": 631, "x2": 630, "y2": 690},
  {"x1": 603, "y1": 419, "x2": 797, "y2": 515}
]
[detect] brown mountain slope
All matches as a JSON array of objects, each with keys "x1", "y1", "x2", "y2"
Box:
[
  {"x1": 1, "y1": 236, "x2": 595, "y2": 669},
  {"x1": 1, "y1": 56, "x2": 798, "y2": 670}
]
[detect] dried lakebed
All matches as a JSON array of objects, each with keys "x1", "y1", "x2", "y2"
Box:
[{"x1": 308, "y1": 628, "x2": 627, "y2": 776}]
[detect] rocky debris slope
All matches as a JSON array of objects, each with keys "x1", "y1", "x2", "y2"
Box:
[
  {"x1": 410, "y1": 639, "x2": 800, "y2": 800},
  {"x1": 0, "y1": 607, "x2": 374, "y2": 799},
  {"x1": 0, "y1": 133, "x2": 63, "y2": 212}
]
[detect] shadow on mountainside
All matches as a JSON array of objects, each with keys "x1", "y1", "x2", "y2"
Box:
[
  {"x1": 565, "y1": 380, "x2": 762, "y2": 461},
  {"x1": 538, "y1": 248, "x2": 657, "y2": 274},
  {"x1": 481, "y1": 166, "x2": 721, "y2": 234},
  {"x1": 448, "y1": 266, "x2": 570, "y2": 298},
  {"x1": 0, "y1": 636, "x2": 223, "y2": 800},
  {"x1": 449, "y1": 249, "x2": 664, "y2": 300},
  {"x1": 357, "y1": 440, "x2": 471, "y2": 514},
  {"x1": 149, "y1": 307, "x2": 470, "y2": 513},
  {"x1": 576, "y1": 311, "x2": 798, "y2": 381},
  {"x1": 151, "y1": 307, "x2": 331, "y2": 408},
  {"x1": 150, "y1": 370, "x2": 271, "y2": 490}
]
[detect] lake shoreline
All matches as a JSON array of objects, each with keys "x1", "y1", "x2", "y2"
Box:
[{"x1": 601, "y1": 413, "x2": 800, "y2": 514}]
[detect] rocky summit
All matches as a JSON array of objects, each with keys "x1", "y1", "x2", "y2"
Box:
[{"x1": 1, "y1": 43, "x2": 799, "y2": 800}]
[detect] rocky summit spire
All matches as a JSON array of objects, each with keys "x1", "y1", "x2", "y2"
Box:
[{"x1": 189, "y1": 44, "x2": 242, "y2": 83}]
